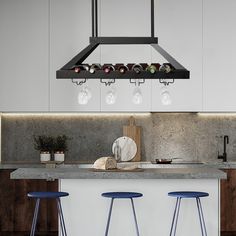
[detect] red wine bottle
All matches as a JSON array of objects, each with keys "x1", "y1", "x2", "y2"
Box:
[
  {"x1": 102, "y1": 64, "x2": 115, "y2": 74},
  {"x1": 115, "y1": 64, "x2": 129, "y2": 74},
  {"x1": 73, "y1": 64, "x2": 89, "y2": 73},
  {"x1": 89, "y1": 64, "x2": 102, "y2": 74}
]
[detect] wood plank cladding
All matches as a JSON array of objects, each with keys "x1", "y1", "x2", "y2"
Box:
[
  {"x1": 221, "y1": 169, "x2": 236, "y2": 232},
  {"x1": 0, "y1": 170, "x2": 58, "y2": 233}
]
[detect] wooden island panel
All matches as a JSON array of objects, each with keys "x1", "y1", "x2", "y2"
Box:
[
  {"x1": 221, "y1": 169, "x2": 236, "y2": 236},
  {"x1": 0, "y1": 170, "x2": 58, "y2": 234}
]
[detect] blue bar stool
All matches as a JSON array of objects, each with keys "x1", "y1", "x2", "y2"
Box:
[
  {"x1": 168, "y1": 191, "x2": 209, "y2": 236},
  {"x1": 28, "y1": 191, "x2": 69, "y2": 236},
  {"x1": 102, "y1": 192, "x2": 143, "y2": 236}
]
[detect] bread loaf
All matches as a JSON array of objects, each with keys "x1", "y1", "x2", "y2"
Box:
[{"x1": 93, "y1": 157, "x2": 117, "y2": 170}]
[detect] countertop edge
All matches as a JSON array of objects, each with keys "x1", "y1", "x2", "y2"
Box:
[{"x1": 10, "y1": 168, "x2": 227, "y2": 180}]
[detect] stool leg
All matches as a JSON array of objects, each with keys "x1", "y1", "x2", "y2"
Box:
[
  {"x1": 198, "y1": 198, "x2": 207, "y2": 236},
  {"x1": 169, "y1": 197, "x2": 181, "y2": 236},
  {"x1": 196, "y1": 197, "x2": 207, "y2": 236},
  {"x1": 57, "y1": 198, "x2": 67, "y2": 236},
  {"x1": 105, "y1": 198, "x2": 114, "y2": 236},
  {"x1": 130, "y1": 198, "x2": 140, "y2": 236},
  {"x1": 30, "y1": 198, "x2": 40, "y2": 236}
]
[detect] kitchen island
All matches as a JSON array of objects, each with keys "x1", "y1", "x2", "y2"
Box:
[{"x1": 11, "y1": 167, "x2": 226, "y2": 236}]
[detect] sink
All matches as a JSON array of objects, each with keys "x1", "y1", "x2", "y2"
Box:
[
  {"x1": 218, "y1": 161, "x2": 236, "y2": 165},
  {"x1": 204, "y1": 161, "x2": 236, "y2": 167},
  {"x1": 224, "y1": 161, "x2": 236, "y2": 164}
]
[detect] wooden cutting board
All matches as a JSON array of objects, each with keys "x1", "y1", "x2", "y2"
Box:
[{"x1": 123, "y1": 116, "x2": 141, "y2": 162}]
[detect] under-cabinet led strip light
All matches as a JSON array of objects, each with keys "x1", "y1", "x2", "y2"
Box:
[{"x1": 2, "y1": 113, "x2": 151, "y2": 117}]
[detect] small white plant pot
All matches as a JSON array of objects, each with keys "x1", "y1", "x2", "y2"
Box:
[
  {"x1": 54, "y1": 153, "x2": 65, "y2": 162},
  {"x1": 40, "y1": 152, "x2": 51, "y2": 162}
]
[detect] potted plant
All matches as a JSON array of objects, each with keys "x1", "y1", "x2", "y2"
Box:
[
  {"x1": 34, "y1": 135, "x2": 54, "y2": 162},
  {"x1": 53, "y1": 135, "x2": 68, "y2": 162}
]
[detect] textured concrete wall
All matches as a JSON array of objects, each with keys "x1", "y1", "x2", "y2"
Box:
[{"x1": 1, "y1": 113, "x2": 236, "y2": 163}]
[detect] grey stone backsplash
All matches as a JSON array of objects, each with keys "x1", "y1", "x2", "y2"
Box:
[{"x1": 1, "y1": 113, "x2": 236, "y2": 163}]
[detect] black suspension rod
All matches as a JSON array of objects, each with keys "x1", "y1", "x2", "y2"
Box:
[
  {"x1": 151, "y1": 0, "x2": 155, "y2": 37},
  {"x1": 91, "y1": 0, "x2": 95, "y2": 37},
  {"x1": 95, "y1": 0, "x2": 98, "y2": 37}
]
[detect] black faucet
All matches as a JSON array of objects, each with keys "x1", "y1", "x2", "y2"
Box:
[{"x1": 218, "y1": 135, "x2": 229, "y2": 162}]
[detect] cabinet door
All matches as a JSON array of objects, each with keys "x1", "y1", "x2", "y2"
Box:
[
  {"x1": 203, "y1": 0, "x2": 236, "y2": 111},
  {"x1": 0, "y1": 0, "x2": 49, "y2": 112},
  {"x1": 100, "y1": 0, "x2": 152, "y2": 111},
  {"x1": 221, "y1": 169, "x2": 236, "y2": 233},
  {"x1": 50, "y1": 0, "x2": 101, "y2": 112},
  {"x1": 151, "y1": 0, "x2": 202, "y2": 111}
]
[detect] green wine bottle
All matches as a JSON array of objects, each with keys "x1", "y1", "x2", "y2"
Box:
[{"x1": 146, "y1": 63, "x2": 159, "y2": 74}]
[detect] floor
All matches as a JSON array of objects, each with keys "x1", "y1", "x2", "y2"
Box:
[
  {"x1": 221, "y1": 232, "x2": 236, "y2": 236},
  {"x1": 0, "y1": 232, "x2": 57, "y2": 236},
  {"x1": 0, "y1": 232, "x2": 235, "y2": 236}
]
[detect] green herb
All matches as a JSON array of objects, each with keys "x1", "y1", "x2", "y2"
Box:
[
  {"x1": 33, "y1": 135, "x2": 54, "y2": 152},
  {"x1": 54, "y1": 135, "x2": 68, "y2": 153}
]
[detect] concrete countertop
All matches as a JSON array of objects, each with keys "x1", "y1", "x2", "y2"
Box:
[
  {"x1": 10, "y1": 167, "x2": 226, "y2": 180},
  {"x1": 2, "y1": 161, "x2": 236, "y2": 169}
]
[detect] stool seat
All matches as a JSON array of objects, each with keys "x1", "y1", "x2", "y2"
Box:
[
  {"x1": 168, "y1": 191, "x2": 209, "y2": 198},
  {"x1": 28, "y1": 191, "x2": 69, "y2": 199},
  {"x1": 102, "y1": 191, "x2": 143, "y2": 199}
]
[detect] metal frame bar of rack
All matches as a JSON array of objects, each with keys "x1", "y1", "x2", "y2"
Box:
[{"x1": 56, "y1": 0, "x2": 190, "y2": 80}]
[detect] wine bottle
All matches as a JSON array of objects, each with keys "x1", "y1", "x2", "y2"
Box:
[
  {"x1": 89, "y1": 64, "x2": 102, "y2": 74},
  {"x1": 159, "y1": 63, "x2": 174, "y2": 73},
  {"x1": 131, "y1": 64, "x2": 143, "y2": 74},
  {"x1": 73, "y1": 64, "x2": 90, "y2": 73},
  {"x1": 140, "y1": 63, "x2": 148, "y2": 70},
  {"x1": 102, "y1": 64, "x2": 115, "y2": 74},
  {"x1": 146, "y1": 63, "x2": 161, "y2": 74},
  {"x1": 117, "y1": 64, "x2": 129, "y2": 74}
]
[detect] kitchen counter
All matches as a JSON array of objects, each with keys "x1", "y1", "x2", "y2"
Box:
[
  {"x1": 10, "y1": 167, "x2": 226, "y2": 179},
  {"x1": 2, "y1": 160, "x2": 236, "y2": 170},
  {"x1": 9, "y1": 165, "x2": 224, "y2": 236}
]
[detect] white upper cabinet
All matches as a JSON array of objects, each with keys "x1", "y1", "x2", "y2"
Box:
[
  {"x1": 50, "y1": 0, "x2": 101, "y2": 112},
  {"x1": 151, "y1": 0, "x2": 202, "y2": 111},
  {"x1": 3, "y1": 0, "x2": 235, "y2": 112},
  {"x1": 203, "y1": 0, "x2": 236, "y2": 111},
  {"x1": 0, "y1": 0, "x2": 49, "y2": 112}
]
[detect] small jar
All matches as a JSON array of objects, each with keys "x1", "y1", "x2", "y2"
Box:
[
  {"x1": 40, "y1": 151, "x2": 51, "y2": 162},
  {"x1": 54, "y1": 151, "x2": 65, "y2": 162}
]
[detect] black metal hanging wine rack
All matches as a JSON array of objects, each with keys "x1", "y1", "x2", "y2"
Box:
[{"x1": 56, "y1": 0, "x2": 190, "y2": 80}]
